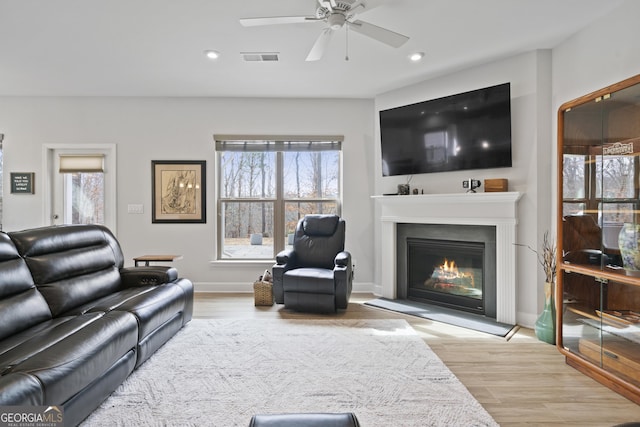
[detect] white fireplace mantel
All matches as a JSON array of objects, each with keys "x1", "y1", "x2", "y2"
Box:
[{"x1": 372, "y1": 192, "x2": 522, "y2": 324}]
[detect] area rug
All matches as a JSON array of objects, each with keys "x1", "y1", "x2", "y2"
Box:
[
  {"x1": 365, "y1": 298, "x2": 515, "y2": 337},
  {"x1": 81, "y1": 319, "x2": 497, "y2": 427}
]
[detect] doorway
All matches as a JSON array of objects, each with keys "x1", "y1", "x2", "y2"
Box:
[{"x1": 43, "y1": 144, "x2": 117, "y2": 233}]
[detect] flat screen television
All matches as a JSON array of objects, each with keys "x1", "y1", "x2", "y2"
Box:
[{"x1": 379, "y1": 83, "x2": 512, "y2": 177}]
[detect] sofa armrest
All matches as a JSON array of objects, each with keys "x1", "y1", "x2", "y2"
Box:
[{"x1": 120, "y1": 266, "x2": 178, "y2": 287}]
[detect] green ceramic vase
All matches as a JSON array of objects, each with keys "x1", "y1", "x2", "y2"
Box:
[{"x1": 534, "y1": 282, "x2": 556, "y2": 345}]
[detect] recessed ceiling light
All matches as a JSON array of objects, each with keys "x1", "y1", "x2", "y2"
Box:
[
  {"x1": 408, "y1": 52, "x2": 425, "y2": 62},
  {"x1": 204, "y1": 50, "x2": 220, "y2": 60}
]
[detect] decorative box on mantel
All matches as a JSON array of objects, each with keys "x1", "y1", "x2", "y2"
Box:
[
  {"x1": 484, "y1": 178, "x2": 509, "y2": 192},
  {"x1": 371, "y1": 192, "x2": 522, "y2": 325}
]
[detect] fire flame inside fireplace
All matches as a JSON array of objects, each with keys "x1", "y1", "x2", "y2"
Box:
[{"x1": 426, "y1": 258, "x2": 475, "y2": 290}]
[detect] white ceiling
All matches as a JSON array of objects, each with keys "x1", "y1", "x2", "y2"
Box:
[{"x1": 0, "y1": 0, "x2": 624, "y2": 98}]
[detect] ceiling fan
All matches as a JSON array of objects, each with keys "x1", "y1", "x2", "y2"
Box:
[{"x1": 239, "y1": 0, "x2": 409, "y2": 61}]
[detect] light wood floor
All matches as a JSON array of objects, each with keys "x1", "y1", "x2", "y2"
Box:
[{"x1": 194, "y1": 293, "x2": 640, "y2": 426}]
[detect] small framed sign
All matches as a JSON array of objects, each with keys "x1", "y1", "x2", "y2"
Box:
[{"x1": 11, "y1": 172, "x2": 35, "y2": 194}]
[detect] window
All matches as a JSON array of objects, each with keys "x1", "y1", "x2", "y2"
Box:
[
  {"x1": 215, "y1": 136, "x2": 342, "y2": 260},
  {"x1": 562, "y1": 152, "x2": 638, "y2": 224},
  {"x1": 562, "y1": 153, "x2": 587, "y2": 216},
  {"x1": 59, "y1": 155, "x2": 105, "y2": 225}
]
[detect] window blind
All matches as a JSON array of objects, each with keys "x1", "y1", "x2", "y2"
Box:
[
  {"x1": 214, "y1": 135, "x2": 343, "y2": 152},
  {"x1": 59, "y1": 155, "x2": 105, "y2": 173}
]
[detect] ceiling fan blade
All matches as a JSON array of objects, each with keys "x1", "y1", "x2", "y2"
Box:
[
  {"x1": 306, "y1": 28, "x2": 334, "y2": 61},
  {"x1": 239, "y1": 16, "x2": 318, "y2": 27},
  {"x1": 348, "y1": 19, "x2": 409, "y2": 47}
]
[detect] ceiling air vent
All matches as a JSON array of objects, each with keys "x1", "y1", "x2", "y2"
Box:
[{"x1": 241, "y1": 52, "x2": 279, "y2": 62}]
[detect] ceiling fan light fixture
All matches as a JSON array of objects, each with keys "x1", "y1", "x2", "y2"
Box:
[
  {"x1": 328, "y1": 13, "x2": 346, "y2": 30},
  {"x1": 409, "y1": 52, "x2": 425, "y2": 62},
  {"x1": 204, "y1": 50, "x2": 221, "y2": 60}
]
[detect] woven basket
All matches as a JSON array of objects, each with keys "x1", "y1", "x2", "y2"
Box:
[{"x1": 253, "y1": 280, "x2": 274, "y2": 306}]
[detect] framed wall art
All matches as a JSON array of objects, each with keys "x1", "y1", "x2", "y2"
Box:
[{"x1": 152, "y1": 160, "x2": 206, "y2": 223}]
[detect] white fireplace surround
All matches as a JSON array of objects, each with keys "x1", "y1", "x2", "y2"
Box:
[{"x1": 372, "y1": 192, "x2": 522, "y2": 324}]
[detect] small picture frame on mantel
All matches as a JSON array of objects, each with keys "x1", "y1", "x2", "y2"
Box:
[{"x1": 10, "y1": 172, "x2": 35, "y2": 194}]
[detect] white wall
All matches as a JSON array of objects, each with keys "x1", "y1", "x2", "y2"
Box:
[
  {"x1": 0, "y1": 97, "x2": 376, "y2": 291},
  {"x1": 374, "y1": 51, "x2": 553, "y2": 327},
  {"x1": 552, "y1": 0, "x2": 640, "y2": 106}
]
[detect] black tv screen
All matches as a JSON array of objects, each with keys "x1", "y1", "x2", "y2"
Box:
[{"x1": 379, "y1": 83, "x2": 512, "y2": 176}]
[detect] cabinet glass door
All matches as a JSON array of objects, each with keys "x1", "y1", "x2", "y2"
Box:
[
  {"x1": 561, "y1": 97, "x2": 607, "y2": 270},
  {"x1": 560, "y1": 270, "x2": 603, "y2": 358},
  {"x1": 600, "y1": 279, "x2": 640, "y2": 387}
]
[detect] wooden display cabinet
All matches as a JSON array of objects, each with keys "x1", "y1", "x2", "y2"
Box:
[{"x1": 557, "y1": 74, "x2": 640, "y2": 404}]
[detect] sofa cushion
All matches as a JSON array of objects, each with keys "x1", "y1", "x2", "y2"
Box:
[
  {"x1": 37, "y1": 266, "x2": 123, "y2": 317},
  {"x1": 294, "y1": 216, "x2": 345, "y2": 270},
  {"x1": 0, "y1": 233, "x2": 52, "y2": 340},
  {"x1": 70, "y1": 284, "x2": 187, "y2": 341},
  {"x1": 9, "y1": 225, "x2": 126, "y2": 316},
  {"x1": 0, "y1": 313, "x2": 104, "y2": 373},
  {"x1": 62, "y1": 287, "x2": 157, "y2": 316},
  {"x1": 0, "y1": 372, "x2": 43, "y2": 405},
  {"x1": 0, "y1": 233, "x2": 37, "y2": 298},
  {"x1": 5, "y1": 310, "x2": 138, "y2": 404},
  {"x1": 302, "y1": 215, "x2": 340, "y2": 236},
  {"x1": 283, "y1": 268, "x2": 335, "y2": 294},
  {"x1": 9, "y1": 224, "x2": 124, "y2": 267},
  {"x1": 0, "y1": 290, "x2": 53, "y2": 342}
]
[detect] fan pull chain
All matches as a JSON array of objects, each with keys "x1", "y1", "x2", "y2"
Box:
[{"x1": 345, "y1": 25, "x2": 350, "y2": 61}]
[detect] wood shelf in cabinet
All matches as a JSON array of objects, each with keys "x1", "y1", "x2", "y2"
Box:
[{"x1": 560, "y1": 262, "x2": 640, "y2": 287}]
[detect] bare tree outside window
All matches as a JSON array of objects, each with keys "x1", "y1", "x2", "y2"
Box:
[
  {"x1": 67, "y1": 172, "x2": 105, "y2": 225},
  {"x1": 563, "y1": 153, "x2": 638, "y2": 225}
]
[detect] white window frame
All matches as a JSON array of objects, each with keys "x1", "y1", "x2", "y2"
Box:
[{"x1": 214, "y1": 135, "x2": 343, "y2": 261}]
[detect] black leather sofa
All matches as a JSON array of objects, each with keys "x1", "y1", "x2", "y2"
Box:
[{"x1": 0, "y1": 224, "x2": 193, "y2": 426}]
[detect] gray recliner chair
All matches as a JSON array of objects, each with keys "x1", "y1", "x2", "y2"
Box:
[{"x1": 272, "y1": 214, "x2": 353, "y2": 313}]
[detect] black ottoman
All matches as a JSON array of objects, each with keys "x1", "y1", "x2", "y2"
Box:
[{"x1": 249, "y1": 412, "x2": 360, "y2": 427}]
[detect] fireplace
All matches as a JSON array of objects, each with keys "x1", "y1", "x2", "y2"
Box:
[
  {"x1": 372, "y1": 192, "x2": 521, "y2": 324},
  {"x1": 397, "y1": 223, "x2": 497, "y2": 318},
  {"x1": 408, "y1": 238, "x2": 485, "y2": 314}
]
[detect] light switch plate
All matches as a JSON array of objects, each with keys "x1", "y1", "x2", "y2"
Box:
[{"x1": 127, "y1": 204, "x2": 144, "y2": 214}]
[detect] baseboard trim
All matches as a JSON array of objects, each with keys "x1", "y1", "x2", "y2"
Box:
[{"x1": 194, "y1": 281, "x2": 375, "y2": 294}]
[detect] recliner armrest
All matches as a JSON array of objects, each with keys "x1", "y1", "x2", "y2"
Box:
[
  {"x1": 275, "y1": 249, "x2": 296, "y2": 266},
  {"x1": 334, "y1": 251, "x2": 351, "y2": 267},
  {"x1": 120, "y1": 266, "x2": 178, "y2": 287}
]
